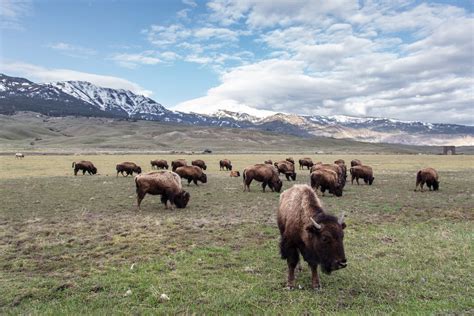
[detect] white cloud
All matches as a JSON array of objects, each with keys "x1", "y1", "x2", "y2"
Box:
[
  {"x1": 48, "y1": 42, "x2": 97, "y2": 58},
  {"x1": 0, "y1": 0, "x2": 31, "y2": 29},
  {"x1": 110, "y1": 51, "x2": 162, "y2": 68},
  {"x1": 182, "y1": 0, "x2": 197, "y2": 7},
  {"x1": 0, "y1": 62, "x2": 153, "y2": 96}
]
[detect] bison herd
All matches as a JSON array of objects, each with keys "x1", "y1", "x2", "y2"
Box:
[{"x1": 68, "y1": 156, "x2": 440, "y2": 289}]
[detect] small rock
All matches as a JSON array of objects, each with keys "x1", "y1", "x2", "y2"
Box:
[
  {"x1": 160, "y1": 293, "x2": 170, "y2": 301},
  {"x1": 130, "y1": 263, "x2": 136, "y2": 270},
  {"x1": 124, "y1": 289, "x2": 132, "y2": 297},
  {"x1": 90, "y1": 197, "x2": 95, "y2": 201}
]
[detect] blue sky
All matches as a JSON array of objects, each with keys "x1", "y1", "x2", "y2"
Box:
[{"x1": 1, "y1": 0, "x2": 473, "y2": 124}]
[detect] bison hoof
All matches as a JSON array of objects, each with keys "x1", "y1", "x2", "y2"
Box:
[{"x1": 312, "y1": 285, "x2": 321, "y2": 291}]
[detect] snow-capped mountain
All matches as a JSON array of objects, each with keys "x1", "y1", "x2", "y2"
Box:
[{"x1": 1, "y1": 73, "x2": 473, "y2": 146}]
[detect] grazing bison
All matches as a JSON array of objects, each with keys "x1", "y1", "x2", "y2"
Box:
[
  {"x1": 171, "y1": 159, "x2": 187, "y2": 172},
  {"x1": 265, "y1": 159, "x2": 273, "y2": 165},
  {"x1": 175, "y1": 165, "x2": 207, "y2": 186},
  {"x1": 230, "y1": 171, "x2": 241, "y2": 177},
  {"x1": 415, "y1": 168, "x2": 439, "y2": 192},
  {"x1": 311, "y1": 163, "x2": 346, "y2": 188},
  {"x1": 219, "y1": 159, "x2": 232, "y2": 171},
  {"x1": 72, "y1": 161, "x2": 97, "y2": 176},
  {"x1": 116, "y1": 162, "x2": 142, "y2": 177},
  {"x1": 15, "y1": 153, "x2": 24, "y2": 159},
  {"x1": 243, "y1": 164, "x2": 282, "y2": 193},
  {"x1": 310, "y1": 169, "x2": 343, "y2": 197},
  {"x1": 192, "y1": 159, "x2": 207, "y2": 170},
  {"x1": 135, "y1": 171, "x2": 190, "y2": 209},
  {"x1": 299, "y1": 158, "x2": 314, "y2": 170},
  {"x1": 274, "y1": 161, "x2": 297, "y2": 181},
  {"x1": 278, "y1": 184, "x2": 346, "y2": 289},
  {"x1": 350, "y1": 165, "x2": 374, "y2": 185},
  {"x1": 151, "y1": 159, "x2": 169, "y2": 170},
  {"x1": 286, "y1": 157, "x2": 295, "y2": 164},
  {"x1": 350, "y1": 159, "x2": 362, "y2": 167}
]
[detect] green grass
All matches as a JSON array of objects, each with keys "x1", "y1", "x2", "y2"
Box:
[{"x1": 1, "y1": 154, "x2": 473, "y2": 314}]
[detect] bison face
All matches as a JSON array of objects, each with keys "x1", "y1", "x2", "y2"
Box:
[
  {"x1": 136, "y1": 167, "x2": 142, "y2": 174},
  {"x1": 290, "y1": 173, "x2": 297, "y2": 181},
  {"x1": 274, "y1": 179, "x2": 283, "y2": 193},
  {"x1": 236, "y1": 171, "x2": 240, "y2": 177},
  {"x1": 165, "y1": 164, "x2": 169, "y2": 169},
  {"x1": 228, "y1": 164, "x2": 233, "y2": 171},
  {"x1": 307, "y1": 220, "x2": 347, "y2": 274},
  {"x1": 334, "y1": 186, "x2": 343, "y2": 197},
  {"x1": 91, "y1": 167, "x2": 97, "y2": 174},
  {"x1": 174, "y1": 191, "x2": 190, "y2": 208},
  {"x1": 200, "y1": 173, "x2": 208, "y2": 184},
  {"x1": 202, "y1": 165, "x2": 207, "y2": 170},
  {"x1": 433, "y1": 180, "x2": 439, "y2": 191},
  {"x1": 369, "y1": 176, "x2": 374, "y2": 185}
]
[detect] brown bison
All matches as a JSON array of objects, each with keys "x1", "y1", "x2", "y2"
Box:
[
  {"x1": 278, "y1": 184, "x2": 346, "y2": 289},
  {"x1": 72, "y1": 161, "x2": 97, "y2": 176},
  {"x1": 243, "y1": 164, "x2": 282, "y2": 192},
  {"x1": 415, "y1": 168, "x2": 439, "y2": 192},
  {"x1": 350, "y1": 165, "x2": 374, "y2": 185},
  {"x1": 135, "y1": 171, "x2": 190, "y2": 209},
  {"x1": 264, "y1": 159, "x2": 273, "y2": 165},
  {"x1": 274, "y1": 161, "x2": 297, "y2": 181},
  {"x1": 175, "y1": 165, "x2": 207, "y2": 186},
  {"x1": 334, "y1": 159, "x2": 347, "y2": 180},
  {"x1": 151, "y1": 159, "x2": 169, "y2": 170},
  {"x1": 171, "y1": 159, "x2": 187, "y2": 171},
  {"x1": 311, "y1": 163, "x2": 346, "y2": 188},
  {"x1": 116, "y1": 162, "x2": 142, "y2": 177},
  {"x1": 286, "y1": 157, "x2": 295, "y2": 164},
  {"x1": 219, "y1": 159, "x2": 232, "y2": 171},
  {"x1": 299, "y1": 158, "x2": 314, "y2": 170},
  {"x1": 230, "y1": 171, "x2": 241, "y2": 177},
  {"x1": 310, "y1": 169, "x2": 343, "y2": 197},
  {"x1": 350, "y1": 159, "x2": 362, "y2": 167},
  {"x1": 191, "y1": 159, "x2": 207, "y2": 170}
]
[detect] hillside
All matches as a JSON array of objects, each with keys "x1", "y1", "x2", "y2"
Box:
[{"x1": 2, "y1": 112, "x2": 472, "y2": 154}]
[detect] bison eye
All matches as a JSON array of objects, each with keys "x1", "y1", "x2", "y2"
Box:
[{"x1": 321, "y1": 236, "x2": 330, "y2": 243}]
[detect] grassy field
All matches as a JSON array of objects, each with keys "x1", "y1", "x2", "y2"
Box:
[{"x1": 1, "y1": 154, "x2": 473, "y2": 314}]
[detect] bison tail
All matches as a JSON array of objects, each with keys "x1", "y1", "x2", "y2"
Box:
[{"x1": 72, "y1": 162, "x2": 75, "y2": 168}]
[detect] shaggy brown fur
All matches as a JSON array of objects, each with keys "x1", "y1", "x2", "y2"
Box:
[
  {"x1": 72, "y1": 161, "x2": 97, "y2": 176},
  {"x1": 230, "y1": 171, "x2": 241, "y2": 177},
  {"x1": 415, "y1": 167, "x2": 439, "y2": 192},
  {"x1": 116, "y1": 162, "x2": 142, "y2": 177},
  {"x1": 311, "y1": 163, "x2": 346, "y2": 188},
  {"x1": 135, "y1": 171, "x2": 190, "y2": 209},
  {"x1": 277, "y1": 184, "x2": 346, "y2": 289},
  {"x1": 274, "y1": 161, "x2": 297, "y2": 181},
  {"x1": 171, "y1": 159, "x2": 187, "y2": 172},
  {"x1": 350, "y1": 165, "x2": 374, "y2": 185},
  {"x1": 150, "y1": 159, "x2": 169, "y2": 170},
  {"x1": 243, "y1": 164, "x2": 282, "y2": 192},
  {"x1": 298, "y1": 158, "x2": 314, "y2": 170},
  {"x1": 334, "y1": 159, "x2": 347, "y2": 179},
  {"x1": 175, "y1": 165, "x2": 208, "y2": 186},
  {"x1": 350, "y1": 159, "x2": 362, "y2": 167},
  {"x1": 219, "y1": 159, "x2": 232, "y2": 171},
  {"x1": 310, "y1": 169, "x2": 343, "y2": 197},
  {"x1": 191, "y1": 159, "x2": 207, "y2": 170},
  {"x1": 286, "y1": 157, "x2": 295, "y2": 164},
  {"x1": 264, "y1": 160, "x2": 273, "y2": 165}
]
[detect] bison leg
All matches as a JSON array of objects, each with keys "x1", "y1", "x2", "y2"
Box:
[
  {"x1": 420, "y1": 181, "x2": 425, "y2": 192},
  {"x1": 351, "y1": 175, "x2": 354, "y2": 184},
  {"x1": 262, "y1": 182, "x2": 267, "y2": 192},
  {"x1": 285, "y1": 174, "x2": 290, "y2": 181},
  {"x1": 136, "y1": 191, "x2": 146, "y2": 210},
  {"x1": 286, "y1": 247, "x2": 300, "y2": 289},
  {"x1": 83, "y1": 170, "x2": 86, "y2": 175},
  {"x1": 310, "y1": 265, "x2": 320, "y2": 290},
  {"x1": 74, "y1": 168, "x2": 78, "y2": 176},
  {"x1": 187, "y1": 178, "x2": 192, "y2": 186},
  {"x1": 356, "y1": 177, "x2": 360, "y2": 185},
  {"x1": 160, "y1": 194, "x2": 169, "y2": 208},
  {"x1": 193, "y1": 178, "x2": 199, "y2": 186}
]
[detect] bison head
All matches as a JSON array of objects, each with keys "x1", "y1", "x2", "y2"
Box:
[
  {"x1": 228, "y1": 164, "x2": 233, "y2": 171},
  {"x1": 174, "y1": 191, "x2": 190, "y2": 208},
  {"x1": 91, "y1": 167, "x2": 97, "y2": 175},
  {"x1": 200, "y1": 173, "x2": 208, "y2": 184},
  {"x1": 272, "y1": 178, "x2": 283, "y2": 193},
  {"x1": 202, "y1": 164, "x2": 207, "y2": 170},
  {"x1": 236, "y1": 171, "x2": 240, "y2": 177},
  {"x1": 369, "y1": 176, "x2": 374, "y2": 185},
  {"x1": 164, "y1": 163, "x2": 169, "y2": 169},
  {"x1": 290, "y1": 172, "x2": 297, "y2": 181},
  {"x1": 136, "y1": 167, "x2": 142, "y2": 174},
  {"x1": 432, "y1": 180, "x2": 439, "y2": 191},
  {"x1": 307, "y1": 214, "x2": 347, "y2": 274}
]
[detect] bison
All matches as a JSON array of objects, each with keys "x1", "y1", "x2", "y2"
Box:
[
  {"x1": 278, "y1": 184, "x2": 346, "y2": 289},
  {"x1": 274, "y1": 161, "x2": 297, "y2": 181},
  {"x1": 310, "y1": 169, "x2": 343, "y2": 197},
  {"x1": 311, "y1": 163, "x2": 346, "y2": 188},
  {"x1": 116, "y1": 162, "x2": 142, "y2": 177},
  {"x1": 415, "y1": 168, "x2": 439, "y2": 192},
  {"x1": 350, "y1": 159, "x2": 362, "y2": 167},
  {"x1": 135, "y1": 171, "x2": 190, "y2": 209},
  {"x1": 243, "y1": 164, "x2": 282, "y2": 193},
  {"x1": 192, "y1": 159, "x2": 207, "y2": 170},
  {"x1": 72, "y1": 161, "x2": 97, "y2": 176},
  {"x1": 350, "y1": 165, "x2": 374, "y2": 185},
  {"x1": 230, "y1": 171, "x2": 241, "y2": 177},
  {"x1": 264, "y1": 159, "x2": 273, "y2": 165},
  {"x1": 299, "y1": 158, "x2": 314, "y2": 170},
  {"x1": 171, "y1": 159, "x2": 187, "y2": 172},
  {"x1": 175, "y1": 165, "x2": 207, "y2": 186},
  {"x1": 151, "y1": 159, "x2": 169, "y2": 170},
  {"x1": 219, "y1": 159, "x2": 232, "y2": 171},
  {"x1": 286, "y1": 157, "x2": 295, "y2": 164}
]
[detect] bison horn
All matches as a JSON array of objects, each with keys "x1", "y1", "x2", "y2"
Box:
[
  {"x1": 310, "y1": 217, "x2": 321, "y2": 229},
  {"x1": 338, "y1": 212, "x2": 345, "y2": 225}
]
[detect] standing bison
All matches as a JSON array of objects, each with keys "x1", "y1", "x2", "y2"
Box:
[
  {"x1": 274, "y1": 161, "x2": 297, "y2": 181},
  {"x1": 219, "y1": 159, "x2": 233, "y2": 171},
  {"x1": 350, "y1": 165, "x2": 374, "y2": 185},
  {"x1": 192, "y1": 159, "x2": 207, "y2": 170},
  {"x1": 299, "y1": 158, "x2": 314, "y2": 170},
  {"x1": 311, "y1": 163, "x2": 346, "y2": 188},
  {"x1": 135, "y1": 171, "x2": 190, "y2": 209},
  {"x1": 116, "y1": 162, "x2": 142, "y2": 177},
  {"x1": 151, "y1": 159, "x2": 168, "y2": 170},
  {"x1": 175, "y1": 165, "x2": 207, "y2": 186},
  {"x1": 171, "y1": 159, "x2": 187, "y2": 172},
  {"x1": 414, "y1": 168, "x2": 439, "y2": 192},
  {"x1": 278, "y1": 184, "x2": 347, "y2": 289},
  {"x1": 310, "y1": 169, "x2": 343, "y2": 197},
  {"x1": 72, "y1": 161, "x2": 97, "y2": 176},
  {"x1": 243, "y1": 164, "x2": 282, "y2": 192}
]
